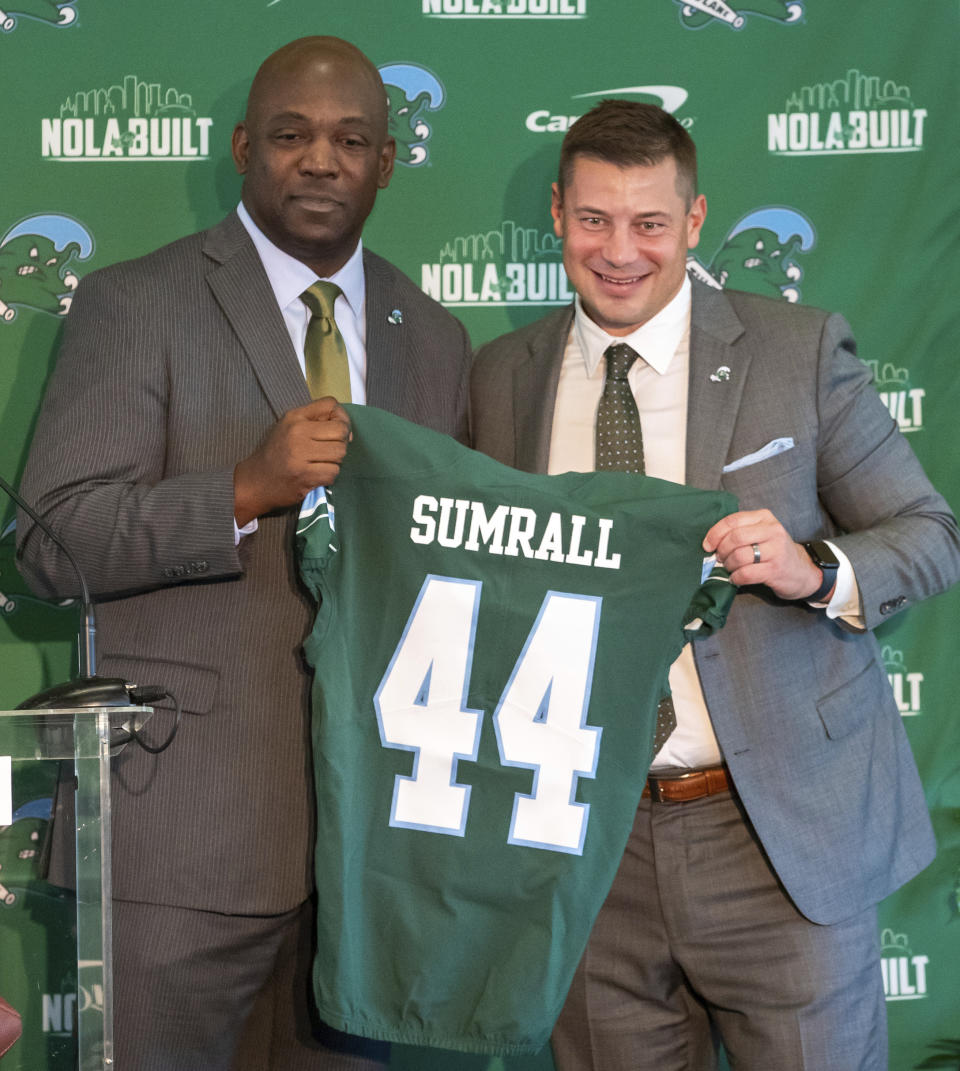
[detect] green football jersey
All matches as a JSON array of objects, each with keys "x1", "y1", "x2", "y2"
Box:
[{"x1": 296, "y1": 404, "x2": 737, "y2": 1055}]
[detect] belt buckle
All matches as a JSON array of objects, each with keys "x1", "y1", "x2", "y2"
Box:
[
  {"x1": 647, "y1": 777, "x2": 665, "y2": 803},
  {"x1": 647, "y1": 769, "x2": 697, "y2": 804}
]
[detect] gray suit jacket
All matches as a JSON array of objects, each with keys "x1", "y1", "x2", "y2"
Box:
[
  {"x1": 17, "y1": 212, "x2": 471, "y2": 914},
  {"x1": 471, "y1": 279, "x2": 960, "y2": 924}
]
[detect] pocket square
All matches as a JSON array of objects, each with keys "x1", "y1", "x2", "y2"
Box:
[{"x1": 722, "y1": 437, "x2": 795, "y2": 474}]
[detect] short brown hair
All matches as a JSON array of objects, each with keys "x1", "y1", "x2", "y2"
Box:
[{"x1": 558, "y1": 99, "x2": 698, "y2": 207}]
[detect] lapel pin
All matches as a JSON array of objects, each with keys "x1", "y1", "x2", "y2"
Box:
[
  {"x1": 387, "y1": 309, "x2": 403, "y2": 325},
  {"x1": 710, "y1": 365, "x2": 731, "y2": 382}
]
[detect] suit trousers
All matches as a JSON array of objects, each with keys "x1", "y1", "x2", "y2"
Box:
[
  {"x1": 551, "y1": 790, "x2": 887, "y2": 1071},
  {"x1": 113, "y1": 897, "x2": 389, "y2": 1071}
]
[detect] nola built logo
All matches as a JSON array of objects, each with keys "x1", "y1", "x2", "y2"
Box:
[
  {"x1": 0, "y1": 214, "x2": 94, "y2": 323},
  {"x1": 673, "y1": 0, "x2": 802, "y2": 30},
  {"x1": 526, "y1": 85, "x2": 691, "y2": 134},
  {"x1": 687, "y1": 206, "x2": 814, "y2": 303},
  {"x1": 42, "y1": 983, "x2": 104, "y2": 1035},
  {"x1": 43, "y1": 992, "x2": 77, "y2": 1037},
  {"x1": 880, "y1": 929, "x2": 928, "y2": 1002},
  {"x1": 882, "y1": 645, "x2": 923, "y2": 717},
  {"x1": 379, "y1": 63, "x2": 445, "y2": 166},
  {"x1": 42, "y1": 74, "x2": 214, "y2": 162},
  {"x1": 768, "y1": 69, "x2": 927, "y2": 156},
  {"x1": 422, "y1": 0, "x2": 585, "y2": 18},
  {"x1": 421, "y1": 219, "x2": 573, "y2": 308},
  {"x1": 0, "y1": 0, "x2": 76, "y2": 33},
  {"x1": 863, "y1": 359, "x2": 925, "y2": 434}
]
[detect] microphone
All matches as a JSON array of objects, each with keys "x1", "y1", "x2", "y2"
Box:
[{"x1": 0, "y1": 473, "x2": 176, "y2": 752}]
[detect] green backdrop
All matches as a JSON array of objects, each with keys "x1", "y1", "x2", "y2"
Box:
[{"x1": 1, "y1": 2, "x2": 958, "y2": 1068}]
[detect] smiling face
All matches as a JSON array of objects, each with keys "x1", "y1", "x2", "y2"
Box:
[
  {"x1": 232, "y1": 39, "x2": 396, "y2": 277},
  {"x1": 552, "y1": 154, "x2": 706, "y2": 336}
]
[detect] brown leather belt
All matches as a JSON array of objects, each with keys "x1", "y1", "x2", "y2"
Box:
[{"x1": 642, "y1": 765, "x2": 732, "y2": 803}]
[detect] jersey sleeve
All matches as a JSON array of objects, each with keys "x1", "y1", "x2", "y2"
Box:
[
  {"x1": 296, "y1": 485, "x2": 338, "y2": 600},
  {"x1": 682, "y1": 559, "x2": 736, "y2": 640}
]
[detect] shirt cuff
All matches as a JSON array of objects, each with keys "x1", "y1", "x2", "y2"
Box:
[
  {"x1": 234, "y1": 517, "x2": 259, "y2": 545},
  {"x1": 810, "y1": 540, "x2": 864, "y2": 629}
]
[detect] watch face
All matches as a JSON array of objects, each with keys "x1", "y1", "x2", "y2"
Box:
[{"x1": 805, "y1": 541, "x2": 839, "y2": 569}]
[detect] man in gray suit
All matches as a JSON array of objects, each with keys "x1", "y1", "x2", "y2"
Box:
[
  {"x1": 471, "y1": 100, "x2": 960, "y2": 1070},
  {"x1": 17, "y1": 36, "x2": 469, "y2": 1071}
]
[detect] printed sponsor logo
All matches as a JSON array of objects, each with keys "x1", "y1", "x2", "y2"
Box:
[
  {"x1": 422, "y1": 0, "x2": 586, "y2": 19},
  {"x1": 526, "y1": 85, "x2": 691, "y2": 134},
  {"x1": 379, "y1": 63, "x2": 446, "y2": 166},
  {"x1": 673, "y1": 0, "x2": 803, "y2": 30},
  {"x1": 421, "y1": 219, "x2": 573, "y2": 308},
  {"x1": 41, "y1": 73, "x2": 213, "y2": 162},
  {"x1": 0, "y1": 214, "x2": 93, "y2": 322},
  {"x1": 880, "y1": 929, "x2": 928, "y2": 1002},
  {"x1": 768, "y1": 69, "x2": 927, "y2": 156},
  {"x1": 0, "y1": 1, "x2": 76, "y2": 33},
  {"x1": 864, "y1": 360, "x2": 925, "y2": 434},
  {"x1": 687, "y1": 206, "x2": 815, "y2": 303},
  {"x1": 882, "y1": 646, "x2": 923, "y2": 717}
]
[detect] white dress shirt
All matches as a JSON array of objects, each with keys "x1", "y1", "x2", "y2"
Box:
[
  {"x1": 548, "y1": 276, "x2": 862, "y2": 770},
  {"x1": 237, "y1": 200, "x2": 368, "y2": 402}
]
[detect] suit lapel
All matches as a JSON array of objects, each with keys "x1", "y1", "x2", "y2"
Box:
[
  {"x1": 685, "y1": 281, "x2": 750, "y2": 490},
  {"x1": 513, "y1": 307, "x2": 574, "y2": 472},
  {"x1": 203, "y1": 214, "x2": 311, "y2": 421}
]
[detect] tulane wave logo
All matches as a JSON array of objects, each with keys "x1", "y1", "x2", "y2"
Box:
[
  {"x1": 0, "y1": 0, "x2": 77, "y2": 32},
  {"x1": 673, "y1": 0, "x2": 803, "y2": 30},
  {"x1": 379, "y1": 63, "x2": 446, "y2": 166},
  {"x1": 0, "y1": 214, "x2": 94, "y2": 323},
  {"x1": 688, "y1": 206, "x2": 815, "y2": 303}
]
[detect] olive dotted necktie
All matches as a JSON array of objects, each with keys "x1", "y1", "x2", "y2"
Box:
[
  {"x1": 301, "y1": 282, "x2": 352, "y2": 402},
  {"x1": 595, "y1": 342, "x2": 677, "y2": 752}
]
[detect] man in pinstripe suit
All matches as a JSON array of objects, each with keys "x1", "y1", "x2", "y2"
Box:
[{"x1": 17, "y1": 36, "x2": 470, "y2": 1071}]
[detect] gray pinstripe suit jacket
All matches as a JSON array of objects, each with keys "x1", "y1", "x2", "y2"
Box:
[
  {"x1": 17, "y1": 211, "x2": 471, "y2": 914},
  {"x1": 471, "y1": 279, "x2": 960, "y2": 924}
]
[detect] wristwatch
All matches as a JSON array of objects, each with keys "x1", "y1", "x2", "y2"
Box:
[{"x1": 802, "y1": 540, "x2": 839, "y2": 603}]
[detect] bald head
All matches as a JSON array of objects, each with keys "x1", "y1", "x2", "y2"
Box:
[{"x1": 245, "y1": 36, "x2": 389, "y2": 141}]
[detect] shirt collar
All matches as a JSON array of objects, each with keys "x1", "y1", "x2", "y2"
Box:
[
  {"x1": 573, "y1": 273, "x2": 692, "y2": 377},
  {"x1": 236, "y1": 201, "x2": 366, "y2": 318}
]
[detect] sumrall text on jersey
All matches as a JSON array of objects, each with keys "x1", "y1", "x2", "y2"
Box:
[{"x1": 409, "y1": 494, "x2": 624, "y2": 570}]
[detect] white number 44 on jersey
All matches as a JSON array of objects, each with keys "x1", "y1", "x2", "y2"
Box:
[{"x1": 375, "y1": 574, "x2": 602, "y2": 855}]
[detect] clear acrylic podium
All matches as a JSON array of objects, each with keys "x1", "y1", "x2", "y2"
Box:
[{"x1": 0, "y1": 707, "x2": 141, "y2": 1071}]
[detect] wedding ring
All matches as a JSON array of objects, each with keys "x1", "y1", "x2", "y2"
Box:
[{"x1": 752, "y1": 543, "x2": 761, "y2": 564}]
